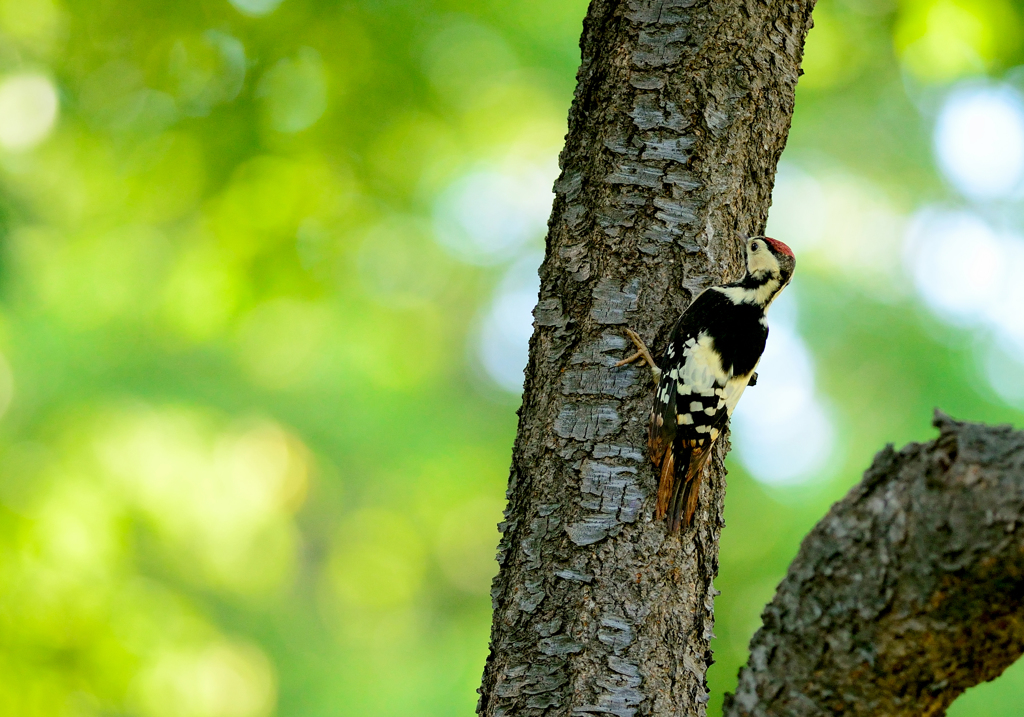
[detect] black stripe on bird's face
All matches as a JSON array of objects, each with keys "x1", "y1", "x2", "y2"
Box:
[{"x1": 715, "y1": 237, "x2": 795, "y2": 309}]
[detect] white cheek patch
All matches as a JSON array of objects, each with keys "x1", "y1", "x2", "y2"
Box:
[{"x1": 748, "y1": 247, "x2": 781, "y2": 275}]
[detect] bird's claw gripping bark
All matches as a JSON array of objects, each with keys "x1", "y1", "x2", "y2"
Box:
[{"x1": 615, "y1": 328, "x2": 662, "y2": 383}]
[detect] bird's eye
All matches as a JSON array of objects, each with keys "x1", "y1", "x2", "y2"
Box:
[{"x1": 751, "y1": 241, "x2": 759, "y2": 251}]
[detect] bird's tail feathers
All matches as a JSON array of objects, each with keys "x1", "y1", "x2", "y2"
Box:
[
  {"x1": 668, "y1": 444, "x2": 714, "y2": 531},
  {"x1": 655, "y1": 445, "x2": 675, "y2": 520}
]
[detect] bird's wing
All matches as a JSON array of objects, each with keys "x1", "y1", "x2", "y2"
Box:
[{"x1": 649, "y1": 291, "x2": 751, "y2": 529}]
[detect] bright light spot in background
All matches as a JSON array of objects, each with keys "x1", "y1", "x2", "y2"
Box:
[
  {"x1": 434, "y1": 162, "x2": 555, "y2": 265},
  {"x1": 257, "y1": 47, "x2": 327, "y2": 134},
  {"x1": 765, "y1": 163, "x2": 826, "y2": 252},
  {"x1": 228, "y1": 0, "x2": 284, "y2": 17},
  {"x1": 96, "y1": 410, "x2": 308, "y2": 593},
  {"x1": 478, "y1": 253, "x2": 542, "y2": 392},
  {"x1": 357, "y1": 216, "x2": 452, "y2": 308},
  {"x1": 895, "y1": 0, "x2": 992, "y2": 82},
  {"x1": 982, "y1": 236, "x2": 1024, "y2": 353},
  {"x1": 906, "y1": 208, "x2": 1024, "y2": 406},
  {"x1": 328, "y1": 508, "x2": 426, "y2": 609},
  {"x1": 0, "y1": 0, "x2": 65, "y2": 48},
  {"x1": 904, "y1": 209, "x2": 1017, "y2": 326},
  {"x1": 79, "y1": 61, "x2": 178, "y2": 135},
  {"x1": 422, "y1": 19, "x2": 518, "y2": 102},
  {"x1": 984, "y1": 341, "x2": 1024, "y2": 407},
  {"x1": 134, "y1": 640, "x2": 277, "y2": 717},
  {"x1": 36, "y1": 480, "x2": 119, "y2": 575},
  {"x1": 731, "y1": 293, "x2": 835, "y2": 486},
  {"x1": 236, "y1": 300, "x2": 331, "y2": 390},
  {"x1": 935, "y1": 85, "x2": 1024, "y2": 200},
  {"x1": 0, "y1": 73, "x2": 59, "y2": 150},
  {"x1": 766, "y1": 162, "x2": 906, "y2": 296},
  {"x1": 169, "y1": 31, "x2": 247, "y2": 117}
]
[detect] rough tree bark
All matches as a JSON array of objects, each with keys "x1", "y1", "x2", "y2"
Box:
[
  {"x1": 478, "y1": 1, "x2": 815, "y2": 716},
  {"x1": 724, "y1": 413, "x2": 1024, "y2": 716}
]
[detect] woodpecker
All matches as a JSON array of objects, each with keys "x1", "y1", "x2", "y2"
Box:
[{"x1": 616, "y1": 235, "x2": 796, "y2": 532}]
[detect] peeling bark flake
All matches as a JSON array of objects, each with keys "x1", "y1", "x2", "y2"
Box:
[
  {"x1": 553, "y1": 402, "x2": 622, "y2": 441},
  {"x1": 590, "y1": 278, "x2": 640, "y2": 324}
]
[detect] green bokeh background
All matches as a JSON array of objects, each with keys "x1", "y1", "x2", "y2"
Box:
[{"x1": 0, "y1": 0, "x2": 1022, "y2": 714}]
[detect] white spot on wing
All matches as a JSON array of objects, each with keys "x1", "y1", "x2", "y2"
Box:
[{"x1": 676, "y1": 332, "x2": 728, "y2": 391}]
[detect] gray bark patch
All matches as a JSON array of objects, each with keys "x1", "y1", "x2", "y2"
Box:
[
  {"x1": 665, "y1": 168, "x2": 702, "y2": 189},
  {"x1": 633, "y1": 26, "x2": 691, "y2": 68},
  {"x1": 590, "y1": 278, "x2": 640, "y2": 325},
  {"x1": 535, "y1": 298, "x2": 565, "y2": 327},
  {"x1": 553, "y1": 402, "x2": 622, "y2": 441},
  {"x1": 539, "y1": 635, "x2": 585, "y2": 656},
  {"x1": 562, "y1": 366, "x2": 639, "y2": 399},
  {"x1": 605, "y1": 161, "x2": 663, "y2": 187},
  {"x1": 566, "y1": 462, "x2": 642, "y2": 545},
  {"x1": 555, "y1": 569, "x2": 595, "y2": 583},
  {"x1": 592, "y1": 443, "x2": 644, "y2": 462},
  {"x1": 653, "y1": 196, "x2": 700, "y2": 225},
  {"x1": 642, "y1": 135, "x2": 695, "y2": 162},
  {"x1": 571, "y1": 332, "x2": 630, "y2": 367}
]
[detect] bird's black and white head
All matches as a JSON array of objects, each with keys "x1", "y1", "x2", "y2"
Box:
[
  {"x1": 720, "y1": 236, "x2": 796, "y2": 308},
  {"x1": 746, "y1": 236, "x2": 795, "y2": 286}
]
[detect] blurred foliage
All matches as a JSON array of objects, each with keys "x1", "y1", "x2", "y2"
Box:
[{"x1": 0, "y1": 0, "x2": 1022, "y2": 715}]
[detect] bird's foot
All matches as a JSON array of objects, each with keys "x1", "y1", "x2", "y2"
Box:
[{"x1": 615, "y1": 328, "x2": 662, "y2": 383}]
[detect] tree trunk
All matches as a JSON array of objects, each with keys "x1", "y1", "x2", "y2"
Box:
[
  {"x1": 478, "y1": 1, "x2": 815, "y2": 715},
  {"x1": 724, "y1": 413, "x2": 1024, "y2": 716}
]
